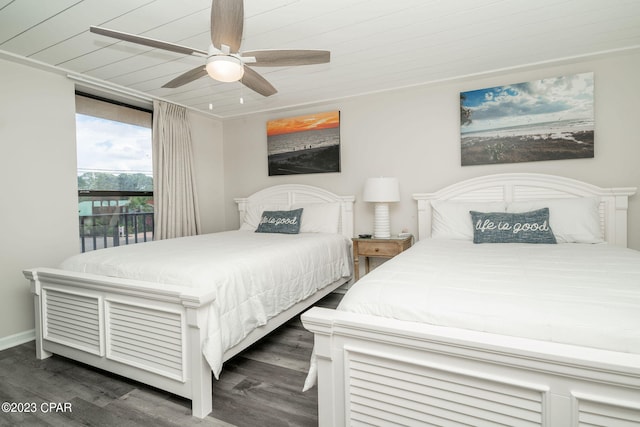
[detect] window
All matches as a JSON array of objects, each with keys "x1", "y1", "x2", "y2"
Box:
[{"x1": 75, "y1": 93, "x2": 153, "y2": 252}]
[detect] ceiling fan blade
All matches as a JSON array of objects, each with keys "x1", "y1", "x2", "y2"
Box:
[
  {"x1": 241, "y1": 66, "x2": 277, "y2": 97},
  {"x1": 211, "y1": 0, "x2": 244, "y2": 53},
  {"x1": 90, "y1": 26, "x2": 208, "y2": 57},
  {"x1": 242, "y1": 49, "x2": 330, "y2": 67},
  {"x1": 162, "y1": 66, "x2": 208, "y2": 88}
]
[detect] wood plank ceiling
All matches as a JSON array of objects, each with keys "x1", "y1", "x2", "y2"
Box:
[{"x1": 1, "y1": 0, "x2": 639, "y2": 118}]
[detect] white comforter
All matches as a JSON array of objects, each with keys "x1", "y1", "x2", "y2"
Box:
[
  {"x1": 304, "y1": 238, "x2": 640, "y2": 391},
  {"x1": 60, "y1": 230, "x2": 352, "y2": 378},
  {"x1": 339, "y1": 239, "x2": 640, "y2": 354}
]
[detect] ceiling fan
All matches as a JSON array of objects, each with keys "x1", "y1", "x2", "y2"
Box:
[{"x1": 90, "y1": 0, "x2": 330, "y2": 97}]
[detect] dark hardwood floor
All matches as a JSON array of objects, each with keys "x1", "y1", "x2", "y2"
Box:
[{"x1": 0, "y1": 293, "x2": 343, "y2": 427}]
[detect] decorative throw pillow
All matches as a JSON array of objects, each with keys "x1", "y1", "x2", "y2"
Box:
[
  {"x1": 255, "y1": 208, "x2": 303, "y2": 234},
  {"x1": 431, "y1": 200, "x2": 507, "y2": 240},
  {"x1": 239, "y1": 204, "x2": 290, "y2": 231},
  {"x1": 470, "y1": 208, "x2": 557, "y2": 244}
]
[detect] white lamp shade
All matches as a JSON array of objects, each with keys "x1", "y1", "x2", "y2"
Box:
[
  {"x1": 206, "y1": 55, "x2": 245, "y2": 82},
  {"x1": 363, "y1": 177, "x2": 400, "y2": 202},
  {"x1": 363, "y1": 177, "x2": 400, "y2": 238}
]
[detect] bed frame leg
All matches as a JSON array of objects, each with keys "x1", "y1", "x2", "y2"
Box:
[
  {"x1": 190, "y1": 355, "x2": 212, "y2": 418},
  {"x1": 31, "y1": 279, "x2": 52, "y2": 360},
  {"x1": 302, "y1": 308, "x2": 343, "y2": 426},
  {"x1": 187, "y1": 306, "x2": 213, "y2": 418},
  {"x1": 35, "y1": 337, "x2": 52, "y2": 360}
]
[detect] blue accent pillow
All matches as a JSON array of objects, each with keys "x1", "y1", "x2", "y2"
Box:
[
  {"x1": 255, "y1": 208, "x2": 303, "y2": 234},
  {"x1": 470, "y1": 208, "x2": 557, "y2": 244}
]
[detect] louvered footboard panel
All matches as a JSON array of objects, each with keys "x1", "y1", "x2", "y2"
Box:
[
  {"x1": 27, "y1": 269, "x2": 217, "y2": 418},
  {"x1": 43, "y1": 289, "x2": 102, "y2": 355},
  {"x1": 106, "y1": 300, "x2": 185, "y2": 381},
  {"x1": 346, "y1": 349, "x2": 544, "y2": 426},
  {"x1": 575, "y1": 393, "x2": 640, "y2": 427}
]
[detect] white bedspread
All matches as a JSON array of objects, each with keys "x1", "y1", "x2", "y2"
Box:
[
  {"x1": 60, "y1": 230, "x2": 352, "y2": 378},
  {"x1": 340, "y1": 239, "x2": 640, "y2": 354},
  {"x1": 304, "y1": 239, "x2": 640, "y2": 391}
]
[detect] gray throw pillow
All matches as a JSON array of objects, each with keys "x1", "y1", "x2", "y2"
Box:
[
  {"x1": 470, "y1": 208, "x2": 557, "y2": 244},
  {"x1": 255, "y1": 208, "x2": 303, "y2": 234}
]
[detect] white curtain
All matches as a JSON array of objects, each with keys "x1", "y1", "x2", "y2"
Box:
[{"x1": 152, "y1": 100, "x2": 201, "y2": 240}]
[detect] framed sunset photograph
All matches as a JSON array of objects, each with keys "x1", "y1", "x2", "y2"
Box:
[
  {"x1": 267, "y1": 110, "x2": 341, "y2": 176},
  {"x1": 460, "y1": 72, "x2": 594, "y2": 166}
]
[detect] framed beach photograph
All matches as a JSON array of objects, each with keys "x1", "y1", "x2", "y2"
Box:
[
  {"x1": 460, "y1": 72, "x2": 594, "y2": 166},
  {"x1": 267, "y1": 110, "x2": 341, "y2": 176}
]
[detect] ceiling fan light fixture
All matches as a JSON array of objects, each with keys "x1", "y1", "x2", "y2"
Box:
[{"x1": 206, "y1": 55, "x2": 244, "y2": 82}]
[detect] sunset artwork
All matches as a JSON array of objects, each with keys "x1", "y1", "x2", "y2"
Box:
[{"x1": 267, "y1": 111, "x2": 341, "y2": 175}]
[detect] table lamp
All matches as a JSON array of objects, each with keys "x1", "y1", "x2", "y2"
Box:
[{"x1": 363, "y1": 177, "x2": 400, "y2": 238}]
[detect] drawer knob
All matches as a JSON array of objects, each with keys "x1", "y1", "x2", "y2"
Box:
[{"x1": 375, "y1": 248, "x2": 379, "y2": 252}]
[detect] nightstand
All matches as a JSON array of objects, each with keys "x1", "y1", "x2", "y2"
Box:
[{"x1": 352, "y1": 235, "x2": 412, "y2": 281}]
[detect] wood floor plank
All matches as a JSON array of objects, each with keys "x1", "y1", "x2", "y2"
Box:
[
  {"x1": 240, "y1": 330, "x2": 315, "y2": 372},
  {"x1": 0, "y1": 382, "x2": 60, "y2": 427},
  {"x1": 0, "y1": 292, "x2": 343, "y2": 427},
  {"x1": 211, "y1": 359, "x2": 319, "y2": 427},
  {"x1": 1, "y1": 347, "x2": 137, "y2": 410},
  {"x1": 108, "y1": 389, "x2": 233, "y2": 426}
]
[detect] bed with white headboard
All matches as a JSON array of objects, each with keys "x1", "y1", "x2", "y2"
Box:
[
  {"x1": 302, "y1": 173, "x2": 640, "y2": 427},
  {"x1": 24, "y1": 184, "x2": 354, "y2": 418}
]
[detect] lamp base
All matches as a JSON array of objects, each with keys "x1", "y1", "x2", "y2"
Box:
[{"x1": 372, "y1": 202, "x2": 391, "y2": 239}]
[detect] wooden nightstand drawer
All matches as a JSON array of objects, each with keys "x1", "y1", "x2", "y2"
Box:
[
  {"x1": 357, "y1": 241, "x2": 399, "y2": 257},
  {"x1": 352, "y1": 236, "x2": 412, "y2": 281}
]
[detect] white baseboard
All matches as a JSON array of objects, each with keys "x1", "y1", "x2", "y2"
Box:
[{"x1": 0, "y1": 329, "x2": 35, "y2": 351}]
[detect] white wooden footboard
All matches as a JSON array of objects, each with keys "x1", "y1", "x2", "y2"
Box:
[
  {"x1": 24, "y1": 268, "x2": 217, "y2": 418},
  {"x1": 302, "y1": 307, "x2": 640, "y2": 427}
]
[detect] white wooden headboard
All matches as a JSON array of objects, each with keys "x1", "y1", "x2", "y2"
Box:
[
  {"x1": 234, "y1": 184, "x2": 355, "y2": 238},
  {"x1": 413, "y1": 173, "x2": 636, "y2": 246}
]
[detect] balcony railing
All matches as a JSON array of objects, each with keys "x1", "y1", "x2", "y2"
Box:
[{"x1": 79, "y1": 212, "x2": 154, "y2": 252}]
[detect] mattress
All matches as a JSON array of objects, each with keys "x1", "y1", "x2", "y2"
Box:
[
  {"x1": 60, "y1": 230, "x2": 352, "y2": 377},
  {"x1": 338, "y1": 239, "x2": 640, "y2": 354}
]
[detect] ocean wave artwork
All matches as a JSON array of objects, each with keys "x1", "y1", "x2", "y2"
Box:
[
  {"x1": 267, "y1": 111, "x2": 341, "y2": 175},
  {"x1": 460, "y1": 72, "x2": 594, "y2": 166}
]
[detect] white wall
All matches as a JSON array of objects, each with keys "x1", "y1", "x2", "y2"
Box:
[
  {"x1": 189, "y1": 110, "x2": 226, "y2": 234},
  {"x1": 0, "y1": 59, "x2": 78, "y2": 345},
  {"x1": 222, "y1": 50, "x2": 640, "y2": 250},
  {"x1": 0, "y1": 57, "x2": 225, "y2": 345}
]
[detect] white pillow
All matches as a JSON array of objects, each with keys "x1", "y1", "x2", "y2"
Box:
[
  {"x1": 507, "y1": 197, "x2": 603, "y2": 243},
  {"x1": 431, "y1": 200, "x2": 507, "y2": 240},
  {"x1": 239, "y1": 203, "x2": 290, "y2": 231},
  {"x1": 291, "y1": 202, "x2": 341, "y2": 234}
]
